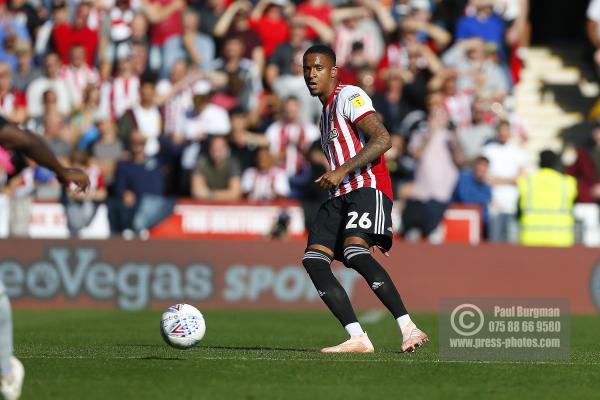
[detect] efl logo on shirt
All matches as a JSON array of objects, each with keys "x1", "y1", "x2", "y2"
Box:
[
  {"x1": 349, "y1": 93, "x2": 364, "y2": 107},
  {"x1": 327, "y1": 127, "x2": 339, "y2": 143}
]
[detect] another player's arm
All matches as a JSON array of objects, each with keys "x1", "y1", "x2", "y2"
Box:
[
  {"x1": 316, "y1": 114, "x2": 391, "y2": 189},
  {"x1": 0, "y1": 123, "x2": 90, "y2": 191}
]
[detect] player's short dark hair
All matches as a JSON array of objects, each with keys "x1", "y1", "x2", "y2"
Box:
[{"x1": 304, "y1": 44, "x2": 336, "y2": 66}]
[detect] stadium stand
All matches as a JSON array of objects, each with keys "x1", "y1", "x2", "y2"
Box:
[{"x1": 0, "y1": 0, "x2": 598, "y2": 246}]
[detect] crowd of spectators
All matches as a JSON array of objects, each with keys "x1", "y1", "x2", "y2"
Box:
[{"x1": 0, "y1": 0, "x2": 534, "y2": 241}]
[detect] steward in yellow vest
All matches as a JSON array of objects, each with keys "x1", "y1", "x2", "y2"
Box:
[{"x1": 517, "y1": 150, "x2": 577, "y2": 247}]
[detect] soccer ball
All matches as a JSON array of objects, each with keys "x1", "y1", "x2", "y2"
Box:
[{"x1": 160, "y1": 304, "x2": 206, "y2": 349}]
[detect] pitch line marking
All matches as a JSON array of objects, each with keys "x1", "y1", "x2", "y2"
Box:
[{"x1": 17, "y1": 355, "x2": 600, "y2": 365}]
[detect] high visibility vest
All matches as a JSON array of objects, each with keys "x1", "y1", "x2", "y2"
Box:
[{"x1": 517, "y1": 168, "x2": 577, "y2": 247}]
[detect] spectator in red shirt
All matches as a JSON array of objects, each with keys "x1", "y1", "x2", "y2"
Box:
[
  {"x1": 296, "y1": 0, "x2": 333, "y2": 41},
  {"x1": 141, "y1": 0, "x2": 184, "y2": 47},
  {"x1": 140, "y1": 0, "x2": 185, "y2": 71},
  {"x1": 337, "y1": 42, "x2": 370, "y2": 86},
  {"x1": 265, "y1": 19, "x2": 310, "y2": 89},
  {"x1": 248, "y1": 0, "x2": 290, "y2": 59},
  {"x1": 52, "y1": 1, "x2": 98, "y2": 67}
]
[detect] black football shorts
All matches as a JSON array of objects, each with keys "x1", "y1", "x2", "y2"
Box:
[{"x1": 307, "y1": 187, "x2": 393, "y2": 261}]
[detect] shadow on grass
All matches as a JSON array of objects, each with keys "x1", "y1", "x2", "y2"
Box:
[{"x1": 203, "y1": 345, "x2": 313, "y2": 353}]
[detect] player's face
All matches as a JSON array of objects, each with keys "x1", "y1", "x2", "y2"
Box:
[{"x1": 303, "y1": 53, "x2": 336, "y2": 99}]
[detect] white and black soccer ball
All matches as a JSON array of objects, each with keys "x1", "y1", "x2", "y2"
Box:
[{"x1": 160, "y1": 304, "x2": 206, "y2": 349}]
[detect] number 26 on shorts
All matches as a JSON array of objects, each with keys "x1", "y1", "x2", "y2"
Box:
[{"x1": 346, "y1": 211, "x2": 372, "y2": 229}]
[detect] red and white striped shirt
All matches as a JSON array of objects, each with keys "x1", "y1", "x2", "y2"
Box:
[
  {"x1": 100, "y1": 76, "x2": 140, "y2": 119},
  {"x1": 156, "y1": 79, "x2": 193, "y2": 135},
  {"x1": 444, "y1": 91, "x2": 473, "y2": 131},
  {"x1": 319, "y1": 84, "x2": 392, "y2": 200},
  {"x1": 241, "y1": 166, "x2": 290, "y2": 202},
  {"x1": 266, "y1": 120, "x2": 320, "y2": 177},
  {"x1": 59, "y1": 64, "x2": 100, "y2": 106}
]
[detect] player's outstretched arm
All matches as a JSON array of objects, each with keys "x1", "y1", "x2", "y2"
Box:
[
  {"x1": 0, "y1": 124, "x2": 90, "y2": 192},
  {"x1": 316, "y1": 114, "x2": 391, "y2": 189}
]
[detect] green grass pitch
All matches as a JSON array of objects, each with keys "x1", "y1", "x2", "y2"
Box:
[{"x1": 12, "y1": 310, "x2": 600, "y2": 399}]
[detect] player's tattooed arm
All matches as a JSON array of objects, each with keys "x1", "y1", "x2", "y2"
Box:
[
  {"x1": 341, "y1": 113, "x2": 392, "y2": 174},
  {"x1": 315, "y1": 113, "x2": 391, "y2": 189}
]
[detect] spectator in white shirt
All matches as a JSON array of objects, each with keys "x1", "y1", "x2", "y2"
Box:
[
  {"x1": 26, "y1": 52, "x2": 74, "y2": 118},
  {"x1": 116, "y1": 75, "x2": 162, "y2": 157},
  {"x1": 482, "y1": 120, "x2": 529, "y2": 242},
  {"x1": 174, "y1": 79, "x2": 231, "y2": 194}
]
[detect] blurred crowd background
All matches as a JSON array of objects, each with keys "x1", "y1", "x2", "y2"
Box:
[{"x1": 0, "y1": 0, "x2": 598, "y2": 245}]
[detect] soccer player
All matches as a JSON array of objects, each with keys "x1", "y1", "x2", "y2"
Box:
[
  {"x1": 302, "y1": 45, "x2": 428, "y2": 353},
  {"x1": 0, "y1": 117, "x2": 90, "y2": 400}
]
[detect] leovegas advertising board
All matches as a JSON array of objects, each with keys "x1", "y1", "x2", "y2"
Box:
[{"x1": 2, "y1": 239, "x2": 600, "y2": 313}]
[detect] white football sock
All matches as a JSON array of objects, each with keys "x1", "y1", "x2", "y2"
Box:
[
  {"x1": 344, "y1": 322, "x2": 364, "y2": 336},
  {"x1": 0, "y1": 282, "x2": 13, "y2": 377},
  {"x1": 396, "y1": 314, "x2": 412, "y2": 336}
]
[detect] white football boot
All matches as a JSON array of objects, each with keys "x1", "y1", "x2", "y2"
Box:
[
  {"x1": 401, "y1": 322, "x2": 428, "y2": 353},
  {"x1": 321, "y1": 332, "x2": 375, "y2": 353},
  {"x1": 1, "y1": 357, "x2": 24, "y2": 400}
]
